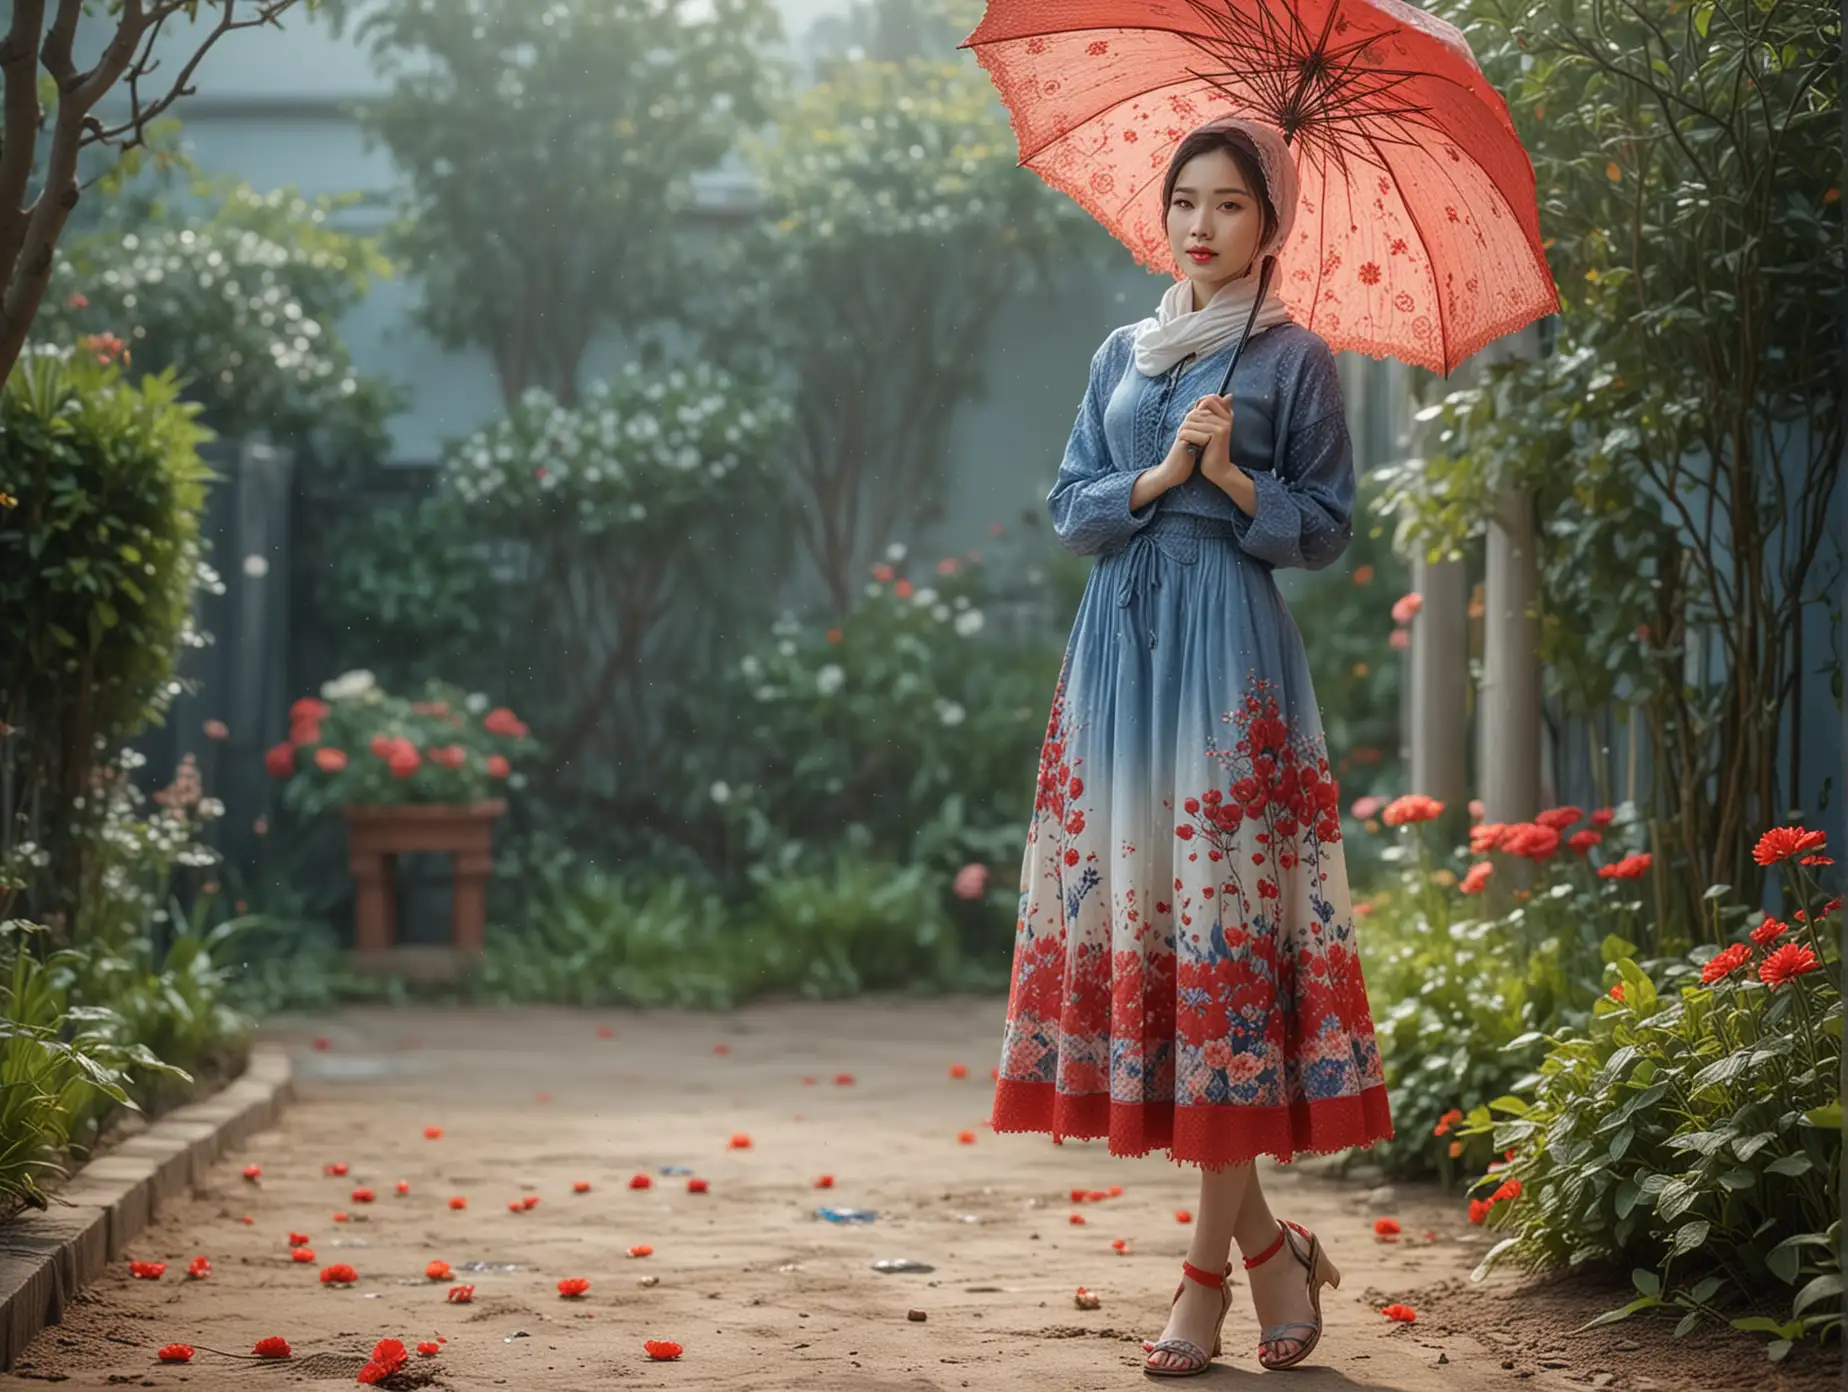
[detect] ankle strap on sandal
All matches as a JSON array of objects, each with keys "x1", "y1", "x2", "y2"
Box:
[
  {"x1": 1180, "y1": 1259, "x2": 1225, "y2": 1288},
  {"x1": 1243, "y1": 1219, "x2": 1311, "y2": 1270}
]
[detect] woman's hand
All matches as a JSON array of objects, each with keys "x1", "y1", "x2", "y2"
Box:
[{"x1": 1178, "y1": 394, "x2": 1238, "y2": 487}]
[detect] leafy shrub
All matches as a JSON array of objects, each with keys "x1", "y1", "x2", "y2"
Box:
[
  {"x1": 0, "y1": 346, "x2": 212, "y2": 931},
  {"x1": 266, "y1": 673, "x2": 537, "y2": 815},
  {"x1": 1359, "y1": 798, "x2": 1671, "y2": 1179},
  {"x1": 1465, "y1": 827, "x2": 1842, "y2": 1360},
  {"x1": 472, "y1": 840, "x2": 992, "y2": 1010}
]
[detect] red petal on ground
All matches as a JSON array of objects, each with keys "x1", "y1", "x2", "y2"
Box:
[
  {"x1": 1381, "y1": 1303, "x2": 1418, "y2": 1322},
  {"x1": 1175, "y1": 1210, "x2": 1193, "y2": 1223},
  {"x1": 559, "y1": 1277, "x2": 591, "y2": 1297},
  {"x1": 156, "y1": 1344, "x2": 194, "y2": 1363},
  {"x1": 448, "y1": 1196, "x2": 467, "y2": 1210},
  {"x1": 834, "y1": 1073, "x2": 855, "y2": 1085},
  {"x1": 417, "y1": 1341, "x2": 440, "y2": 1356},
  {"x1": 687, "y1": 1178, "x2": 709, "y2": 1193},
  {"x1": 395, "y1": 1180, "x2": 410, "y2": 1195},
  {"x1": 629, "y1": 1174, "x2": 653, "y2": 1189},
  {"x1": 643, "y1": 1339, "x2": 684, "y2": 1360},
  {"x1": 426, "y1": 1260, "x2": 452, "y2": 1281},
  {"x1": 351, "y1": 1188, "x2": 375, "y2": 1203},
  {"x1": 424, "y1": 1126, "x2": 444, "y2": 1140},
  {"x1": 289, "y1": 1232, "x2": 310, "y2": 1246},
  {"x1": 628, "y1": 1245, "x2": 654, "y2": 1258},
  {"x1": 957, "y1": 1130, "x2": 976, "y2": 1144},
  {"x1": 728, "y1": 1133, "x2": 752, "y2": 1149},
  {"x1": 242, "y1": 1165, "x2": 262, "y2": 1180},
  {"x1": 446, "y1": 1285, "x2": 475, "y2": 1303},
  {"x1": 573, "y1": 1180, "x2": 592, "y2": 1193},
  {"x1": 253, "y1": 1336, "x2": 292, "y2": 1358},
  {"x1": 291, "y1": 1248, "x2": 315, "y2": 1263},
  {"x1": 713, "y1": 1043, "x2": 731, "y2": 1055},
  {"x1": 948, "y1": 1064, "x2": 968, "y2": 1078},
  {"x1": 814, "y1": 1175, "x2": 834, "y2": 1188},
  {"x1": 312, "y1": 1038, "x2": 331, "y2": 1050}
]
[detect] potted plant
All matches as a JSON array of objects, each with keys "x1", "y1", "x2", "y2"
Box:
[{"x1": 265, "y1": 671, "x2": 536, "y2": 957}]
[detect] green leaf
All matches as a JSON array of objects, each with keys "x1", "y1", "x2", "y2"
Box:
[
  {"x1": 1801, "y1": 1101, "x2": 1841, "y2": 1129},
  {"x1": 1731, "y1": 1316, "x2": 1801, "y2": 1336},
  {"x1": 1488, "y1": 1094, "x2": 1534, "y2": 1117},
  {"x1": 1792, "y1": 1274, "x2": 1842, "y2": 1317},
  {"x1": 1632, "y1": 1268, "x2": 1662, "y2": 1298},
  {"x1": 1671, "y1": 1219, "x2": 1710, "y2": 1255},
  {"x1": 1577, "y1": 1293, "x2": 1662, "y2": 1330},
  {"x1": 1764, "y1": 1153, "x2": 1814, "y2": 1177}
]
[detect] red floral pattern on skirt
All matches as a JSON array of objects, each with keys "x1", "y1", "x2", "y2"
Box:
[{"x1": 993, "y1": 674, "x2": 1393, "y2": 1169}]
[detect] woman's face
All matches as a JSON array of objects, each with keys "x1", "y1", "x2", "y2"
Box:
[{"x1": 1166, "y1": 147, "x2": 1266, "y2": 299}]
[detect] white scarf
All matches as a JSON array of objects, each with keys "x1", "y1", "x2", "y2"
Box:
[{"x1": 1132, "y1": 263, "x2": 1296, "y2": 377}]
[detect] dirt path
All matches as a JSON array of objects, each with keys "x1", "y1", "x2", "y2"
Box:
[{"x1": 1, "y1": 999, "x2": 1831, "y2": 1391}]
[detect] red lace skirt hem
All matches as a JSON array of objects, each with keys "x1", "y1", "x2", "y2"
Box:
[{"x1": 989, "y1": 1078, "x2": 1394, "y2": 1169}]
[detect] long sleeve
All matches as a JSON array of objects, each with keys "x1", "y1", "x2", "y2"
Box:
[
  {"x1": 1047, "y1": 331, "x2": 1158, "y2": 557},
  {"x1": 1231, "y1": 346, "x2": 1356, "y2": 571}
]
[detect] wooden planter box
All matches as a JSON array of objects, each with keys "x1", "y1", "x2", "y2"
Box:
[{"x1": 343, "y1": 800, "x2": 505, "y2": 967}]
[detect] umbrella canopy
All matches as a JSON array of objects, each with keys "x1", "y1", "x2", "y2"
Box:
[{"x1": 961, "y1": 0, "x2": 1559, "y2": 375}]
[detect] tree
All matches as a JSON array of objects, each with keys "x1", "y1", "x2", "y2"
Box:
[
  {"x1": 324, "y1": 0, "x2": 782, "y2": 408},
  {"x1": 705, "y1": 49, "x2": 1097, "y2": 614},
  {"x1": 0, "y1": 0, "x2": 317, "y2": 388},
  {"x1": 1380, "y1": 0, "x2": 1841, "y2": 930}
]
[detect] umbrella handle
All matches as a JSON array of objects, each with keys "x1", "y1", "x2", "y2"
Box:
[{"x1": 1185, "y1": 258, "x2": 1275, "y2": 464}]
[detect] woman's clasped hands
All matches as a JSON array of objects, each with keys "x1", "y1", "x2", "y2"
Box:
[{"x1": 1162, "y1": 393, "x2": 1239, "y2": 490}]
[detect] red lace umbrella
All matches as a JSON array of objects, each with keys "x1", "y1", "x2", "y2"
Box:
[{"x1": 960, "y1": 0, "x2": 1558, "y2": 375}]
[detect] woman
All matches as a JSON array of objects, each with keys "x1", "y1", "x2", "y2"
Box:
[{"x1": 989, "y1": 115, "x2": 1393, "y2": 1378}]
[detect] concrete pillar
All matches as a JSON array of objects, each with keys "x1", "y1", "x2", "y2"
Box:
[{"x1": 1410, "y1": 554, "x2": 1470, "y2": 818}]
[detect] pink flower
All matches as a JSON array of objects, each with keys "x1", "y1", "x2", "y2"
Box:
[
  {"x1": 1202, "y1": 1039, "x2": 1234, "y2": 1070},
  {"x1": 1391, "y1": 593, "x2": 1424, "y2": 626},
  {"x1": 1388, "y1": 628, "x2": 1411, "y2": 650},
  {"x1": 1459, "y1": 861, "x2": 1494, "y2": 895},
  {"x1": 1382, "y1": 794, "x2": 1445, "y2": 826},
  {"x1": 1349, "y1": 795, "x2": 1386, "y2": 821},
  {"x1": 952, "y1": 863, "x2": 989, "y2": 900},
  {"x1": 203, "y1": 719, "x2": 229, "y2": 741}
]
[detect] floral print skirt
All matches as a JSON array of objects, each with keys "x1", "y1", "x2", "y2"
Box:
[{"x1": 990, "y1": 514, "x2": 1393, "y2": 1169}]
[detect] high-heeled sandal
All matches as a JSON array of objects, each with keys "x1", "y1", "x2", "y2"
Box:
[
  {"x1": 1243, "y1": 1218, "x2": 1341, "y2": 1371},
  {"x1": 1141, "y1": 1258, "x2": 1236, "y2": 1378}
]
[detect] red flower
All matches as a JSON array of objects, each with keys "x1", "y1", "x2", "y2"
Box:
[
  {"x1": 1759, "y1": 943, "x2": 1821, "y2": 987},
  {"x1": 957, "y1": 1130, "x2": 976, "y2": 1144},
  {"x1": 644, "y1": 1339, "x2": 684, "y2": 1361},
  {"x1": 448, "y1": 1195, "x2": 467, "y2": 1210},
  {"x1": 1174, "y1": 1209, "x2": 1193, "y2": 1223},
  {"x1": 486, "y1": 753, "x2": 511, "y2": 778},
  {"x1": 1567, "y1": 829, "x2": 1602, "y2": 854},
  {"x1": 629, "y1": 1173, "x2": 652, "y2": 1189},
  {"x1": 1380, "y1": 1304, "x2": 1417, "y2": 1323},
  {"x1": 395, "y1": 1179, "x2": 410, "y2": 1195},
  {"x1": 482, "y1": 706, "x2": 529, "y2": 738},
  {"x1": 314, "y1": 747, "x2": 348, "y2": 772},
  {"x1": 388, "y1": 747, "x2": 421, "y2": 778},
  {"x1": 1467, "y1": 1199, "x2": 1490, "y2": 1224},
  {"x1": 522, "y1": 1195, "x2": 540, "y2": 1209},
  {"x1": 264, "y1": 742, "x2": 297, "y2": 778},
  {"x1": 1502, "y1": 822, "x2": 1562, "y2": 860},
  {"x1": 1753, "y1": 825, "x2": 1828, "y2": 866},
  {"x1": 1590, "y1": 807, "x2": 1615, "y2": 826},
  {"x1": 1469, "y1": 822, "x2": 1508, "y2": 854},
  {"x1": 447, "y1": 1284, "x2": 475, "y2": 1303},
  {"x1": 319, "y1": 1263, "x2": 358, "y2": 1286},
  {"x1": 333, "y1": 1211, "x2": 350, "y2": 1223},
  {"x1": 1534, "y1": 805, "x2": 1583, "y2": 830},
  {"x1": 1111, "y1": 1238, "x2": 1129, "y2": 1252},
  {"x1": 1491, "y1": 1178, "x2": 1522, "y2": 1202},
  {"x1": 157, "y1": 1344, "x2": 195, "y2": 1363},
  {"x1": 728, "y1": 1133, "x2": 752, "y2": 1149},
  {"x1": 426, "y1": 1260, "x2": 452, "y2": 1281},
  {"x1": 351, "y1": 1187, "x2": 375, "y2": 1203},
  {"x1": 1432, "y1": 1108, "x2": 1463, "y2": 1137},
  {"x1": 895, "y1": 579, "x2": 914, "y2": 599},
  {"x1": 325, "y1": 1162, "x2": 349, "y2": 1176},
  {"x1": 253, "y1": 1336, "x2": 292, "y2": 1359},
  {"x1": 1609, "y1": 982, "x2": 1625, "y2": 1002},
  {"x1": 289, "y1": 1231, "x2": 310, "y2": 1246},
  {"x1": 425, "y1": 1126, "x2": 444, "y2": 1140},
  {"x1": 417, "y1": 1341, "x2": 440, "y2": 1356},
  {"x1": 1598, "y1": 852, "x2": 1651, "y2": 880},
  {"x1": 815, "y1": 1175, "x2": 834, "y2": 1188},
  {"x1": 628, "y1": 1244, "x2": 654, "y2": 1258},
  {"x1": 187, "y1": 1255, "x2": 211, "y2": 1279},
  {"x1": 1750, "y1": 918, "x2": 1789, "y2": 946},
  {"x1": 1391, "y1": 592, "x2": 1423, "y2": 625},
  {"x1": 573, "y1": 1179, "x2": 592, "y2": 1193},
  {"x1": 559, "y1": 1276, "x2": 591, "y2": 1297},
  {"x1": 371, "y1": 1338, "x2": 408, "y2": 1372},
  {"x1": 1700, "y1": 942, "x2": 1752, "y2": 984},
  {"x1": 129, "y1": 1260, "x2": 165, "y2": 1279},
  {"x1": 1373, "y1": 1218, "x2": 1402, "y2": 1241},
  {"x1": 687, "y1": 1177, "x2": 709, "y2": 1193},
  {"x1": 291, "y1": 1247, "x2": 315, "y2": 1263},
  {"x1": 1459, "y1": 861, "x2": 1493, "y2": 895}
]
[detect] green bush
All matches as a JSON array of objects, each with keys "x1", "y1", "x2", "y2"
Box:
[
  {"x1": 1465, "y1": 830, "x2": 1841, "y2": 1359},
  {"x1": 1358, "y1": 800, "x2": 1672, "y2": 1179},
  {"x1": 472, "y1": 833, "x2": 998, "y2": 1010},
  {"x1": 0, "y1": 346, "x2": 213, "y2": 932}
]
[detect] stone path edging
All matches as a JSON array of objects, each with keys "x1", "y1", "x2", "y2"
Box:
[{"x1": 0, "y1": 1044, "x2": 294, "y2": 1371}]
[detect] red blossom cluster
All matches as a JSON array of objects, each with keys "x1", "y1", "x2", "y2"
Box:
[
  {"x1": 356, "y1": 1337, "x2": 408, "y2": 1384},
  {"x1": 1467, "y1": 1176, "x2": 1522, "y2": 1225}
]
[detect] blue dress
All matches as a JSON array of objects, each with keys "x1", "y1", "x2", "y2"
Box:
[{"x1": 990, "y1": 321, "x2": 1393, "y2": 1169}]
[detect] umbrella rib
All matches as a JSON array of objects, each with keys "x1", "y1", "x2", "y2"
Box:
[{"x1": 1357, "y1": 124, "x2": 1450, "y2": 373}]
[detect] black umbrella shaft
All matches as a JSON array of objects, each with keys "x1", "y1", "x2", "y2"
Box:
[{"x1": 1185, "y1": 257, "x2": 1275, "y2": 463}]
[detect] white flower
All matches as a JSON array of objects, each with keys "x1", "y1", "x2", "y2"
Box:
[
  {"x1": 912, "y1": 586, "x2": 938, "y2": 607},
  {"x1": 320, "y1": 669, "x2": 377, "y2": 702},
  {"x1": 954, "y1": 610, "x2": 986, "y2": 636},
  {"x1": 931, "y1": 604, "x2": 951, "y2": 622},
  {"x1": 197, "y1": 797, "x2": 225, "y2": 820},
  {"x1": 885, "y1": 542, "x2": 907, "y2": 562},
  {"x1": 864, "y1": 582, "x2": 883, "y2": 598},
  {"x1": 710, "y1": 780, "x2": 733, "y2": 805},
  {"x1": 935, "y1": 699, "x2": 966, "y2": 727},
  {"x1": 740, "y1": 655, "x2": 763, "y2": 679},
  {"x1": 242, "y1": 554, "x2": 270, "y2": 579},
  {"x1": 466, "y1": 692, "x2": 489, "y2": 714},
  {"x1": 777, "y1": 639, "x2": 797, "y2": 658},
  {"x1": 816, "y1": 664, "x2": 845, "y2": 696}
]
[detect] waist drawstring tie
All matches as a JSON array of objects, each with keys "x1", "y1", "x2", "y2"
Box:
[
  {"x1": 1115, "y1": 533, "x2": 1166, "y2": 650},
  {"x1": 1108, "y1": 513, "x2": 1246, "y2": 651}
]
